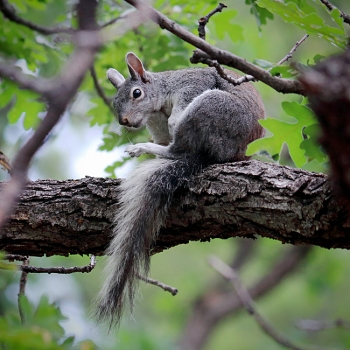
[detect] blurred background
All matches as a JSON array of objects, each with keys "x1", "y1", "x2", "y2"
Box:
[{"x1": 1, "y1": 0, "x2": 350, "y2": 349}]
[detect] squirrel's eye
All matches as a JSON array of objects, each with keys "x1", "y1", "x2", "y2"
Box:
[{"x1": 133, "y1": 89, "x2": 142, "y2": 99}]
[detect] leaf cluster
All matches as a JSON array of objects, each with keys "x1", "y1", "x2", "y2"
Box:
[{"x1": 0, "y1": 294, "x2": 96, "y2": 350}]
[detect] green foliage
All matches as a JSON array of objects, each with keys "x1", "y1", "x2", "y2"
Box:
[
  {"x1": 247, "y1": 101, "x2": 327, "y2": 169},
  {"x1": 0, "y1": 80, "x2": 43, "y2": 129},
  {"x1": 0, "y1": 294, "x2": 96, "y2": 350},
  {"x1": 244, "y1": 0, "x2": 274, "y2": 30},
  {"x1": 211, "y1": 9, "x2": 244, "y2": 43},
  {"x1": 256, "y1": 0, "x2": 348, "y2": 49},
  {"x1": 1, "y1": 0, "x2": 350, "y2": 347}
]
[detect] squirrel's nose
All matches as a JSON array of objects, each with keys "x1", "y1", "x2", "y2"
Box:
[{"x1": 120, "y1": 117, "x2": 130, "y2": 126}]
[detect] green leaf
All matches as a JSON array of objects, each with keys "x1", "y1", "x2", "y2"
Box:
[
  {"x1": 300, "y1": 124, "x2": 327, "y2": 163},
  {"x1": 270, "y1": 65, "x2": 298, "y2": 78},
  {"x1": 244, "y1": 0, "x2": 274, "y2": 30},
  {"x1": 302, "y1": 159, "x2": 328, "y2": 173},
  {"x1": 247, "y1": 101, "x2": 316, "y2": 167},
  {"x1": 8, "y1": 90, "x2": 43, "y2": 129},
  {"x1": 88, "y1": 97, "x2": 114, "y2": 126},
  {"x1": 256, "y1": 0, "x2": 348, "y2": 49},
  {"x1": 253, "y1": 59, "x2": 274, "y2": 69},
  {"x1": 105, "y1": 158, "x2": 131, "y2": 178},
  {"x1": 211, "y1": 10, "x2": 244, "y2": 43},
  {"x1": 329, "y1": 7, "x2": 344, "y2": 31}
]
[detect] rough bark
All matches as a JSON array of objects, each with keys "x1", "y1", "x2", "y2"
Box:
[{"x1": 1, "y1": 160, "x2": 349, "y2": 257}]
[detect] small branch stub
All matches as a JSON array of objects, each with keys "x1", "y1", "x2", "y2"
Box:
[
  {"x1": 138, "y1": 274, "x2": 178, "y2": 296},
  {"x1": 198, "y1": 3, "x2": 227, "y2": 40}
]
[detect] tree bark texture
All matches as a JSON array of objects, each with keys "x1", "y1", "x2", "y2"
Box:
[{"x1": 1, "y1": 160, "x2": 349, "y2": 257}]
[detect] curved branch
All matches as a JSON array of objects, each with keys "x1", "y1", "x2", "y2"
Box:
[
  {"x1": 90, "y1": 65, "x2": 116, "y2": 116},
  {"x1": 124, "y1": 0, "x2": 304, "y2": 95},
  {"x1": 0, "y1": 160, "x2": 349, "y2": 257},
  {"x1": 179, "y1": 245, "x2": 310, "y2": 350},
  {"x1": 0, "y1": 64, "x2": 51, "y2": 96},
  {"x1": 0, "y1": 0, "x2": 73, "y2": 35},
  {"x1": 0, "y1": 0, "x2": 101, "y2": 230}
]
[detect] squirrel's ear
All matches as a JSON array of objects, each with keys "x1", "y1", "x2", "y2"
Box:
[
  {"x1": 126, "y1": 52, "x2": 150, "y2": 83},
  {"x1": 107, "y1": 69, "x2": 125, "y2": 89}
]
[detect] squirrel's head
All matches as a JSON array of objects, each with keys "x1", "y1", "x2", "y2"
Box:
[{"x1": 107, "y1": 53, "x2": 154, "y2": 129}]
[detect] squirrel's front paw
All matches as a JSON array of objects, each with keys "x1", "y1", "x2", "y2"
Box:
[{"x1": 125, "y1": 144, "x2": 147, "y2": 157}]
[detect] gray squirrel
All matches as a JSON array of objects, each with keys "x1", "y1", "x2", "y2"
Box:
[{"x1": 95, "y1": 52, "x2": 265, "y2": 327}]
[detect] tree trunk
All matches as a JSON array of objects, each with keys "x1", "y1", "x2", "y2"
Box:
[{"x1": 1, "y1": 160, "x2": 349, "y2": 257}]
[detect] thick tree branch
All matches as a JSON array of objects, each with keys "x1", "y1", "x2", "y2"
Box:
[
  {"x1": 0, "y1": 160, "x2": 349, "y2": 257},
  {"x1": 124, "y1": 0, "x2": 304, "y2": 95}
]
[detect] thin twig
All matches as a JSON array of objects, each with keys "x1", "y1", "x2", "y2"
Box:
[
  {"x1": 101, "y1": 15, "x2": 124, "y2": 28},
  {"x1": 19, "y1": 255, "x2": 97, "y2": 274},
  {"x1": 199, "y1": 33, "x2": 309, "y2": 86},
  {"x1": 296, "y1": 318, "x2": 350, "y2": 332},
  {"x1": 208, "y1": 255, "x2": 311, "y2": 350},
  {"x1": 319, "y1": 0, "x2": 350, "y2": 25},
  {"x1": 90, "y1": 65, "x2": 117, "y2": 116},
  {"x1": 270, "y1": 34, "x2": 309, "y2": 70},
  {"x1": 138, "y1": 274, "x2": 178, "y2": 296},
  {"x1": 0, "y1": 0, "x2": 73, "y2": 35},
  {"x1": 198, "y1": 3, "x2": 227, "y2": 40},
  {"x1": 199, "y1": 58, "x2": 256, "y2": 85},
  {"x1": 18, "y1": 256, "x2": 29, "y2": 325}
]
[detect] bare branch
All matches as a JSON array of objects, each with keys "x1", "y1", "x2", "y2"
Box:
[
  {"x1": 198, "y1": 3, "x2": 227, "y2": 40},
  {"x1": 179, "y1": 246, "x2": 310, "y2": 350},
  {"x1": 199, "y1": 57, "x2": 255, "y2": 85},
  {"x1": 138, "y1": 274, "x2": 178, "y2": 296},
  {"x1": 0, "y1": 64, "x2": 51, "y2": 96},
  {"x1": 0, "y1": 0, "x2": 101, "y2": 231},
  {"x1": 209, "y1": 256, "x2": 311, "y2": 350},
  {"x1": 125, "y1": 0, "x2": 304, "y2": 95},
  {"x1": 198, "y1": 33, "x2": 309, "y2": 87},
  {"x1": 18, "y1": 256, "x2": 29, "y2": 324},
  {"x1": 0, "y1": 0, "x2": 73, "y2": 35},
  {"x1": 319, "y1": 0, "x2": 350, "y2": 25},
  {"x1": 296, "y1": 318, "x2": 350, "y2": 332},
  {"x1": 20, "y1": 255, "x2": 97, "y2": 274},
  {"x1": 271, "y1": 34, "x2": 309, "y2": 70},
  {"x1": 90, "y1": 65, "x2": 116, "y2": 116}
]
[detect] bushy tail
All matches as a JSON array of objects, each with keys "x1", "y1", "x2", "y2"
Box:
[{"x1": 95, "y1": 156, "x2": 203, "y2": 328}]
